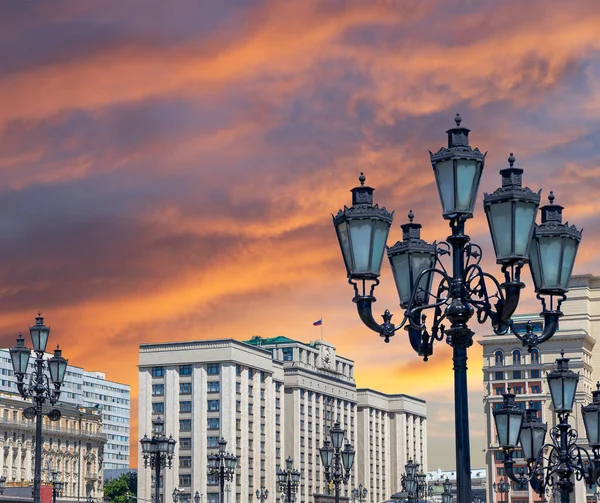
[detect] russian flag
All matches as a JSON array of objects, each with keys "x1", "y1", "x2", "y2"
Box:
[{"x1": 313, "y1": 318, "x2": 322, "y2": 326}]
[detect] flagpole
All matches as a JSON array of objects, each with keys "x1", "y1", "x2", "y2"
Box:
[{"x1": 321, "y1": 316, "x2": 323, "y2": 341}]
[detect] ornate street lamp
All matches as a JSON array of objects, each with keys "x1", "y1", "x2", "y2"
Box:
[
  {"x1": 351, "y1": 484, "x2": 367, "y2": 503},
  {"x1": 173, "y1": 488, "x2": 184, "y2": 503},
  {"x1": 9, "y1": 314, "x2": 68, "y2": 503},
  {"x1": 319, "y1": 423, "x2": 355, "y2": 503},
  {"x1": 256, "y1": 487, "x2": 269, "y2": 502},
  {"x1": 207, "y1": 438, "x2": 237, "y2": 503},
  {"x1": 492, "y1": 478, "x2": 509, "y2": 503},
  {"x1": 194, "y1": 491, "x2": 201, "y2": 503},
  {"x1": 50, "y1": 470, "x2": 64, "y2": 503},
  {"x1": 441, "y1": 478, "x2": 452, "y2": 503},
  {"x1": 332, "y1": 116, "x2": 582, "y2": 502},
  {"x1": 0, "y1": 475, "x2": 6, "y2": 496},
  {"x1": 141, "y1": 417, "x2": 177, "y2": 503},
  {"x1": 494, "y1": 353, "x2": 600, "y2": 502},
  {"x1": 401, "y1": 461, "x2": 427, "y2": 502},
  {"x1": 277, "y1": 457, "x2": 300, "y2": 503}
]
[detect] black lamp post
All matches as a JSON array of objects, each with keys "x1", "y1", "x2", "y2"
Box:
[
  {"x1": 194, "y1": 491, "x2": 201, "y2": 503},
  {"x1": 9, "y1": 314, "x2": 68, "y2": 503},
  {"x1": 494, "y1": 353, "x2": 600, "y2": 503},
  {"x1": 441, "y1": 478, "x2": 452, "y2": 503},
  {"x1": 319, "y1": 422, "x2": 355, "y2": 503},
  {"x1": 492, "y1": 478, "x2": 509, "y2": 503},
  {"x1": 50, "y1": 470, "x2": 64, "y2": 503},
  {"x1": 0, "y1": 475, "x2": 6, "y2": 496},
  {"x1": 141, "y1": 417, "x2": 176, "y2": 503},
  {"x1": 207, "y1": 438, "x2": 237, "y2": 503},
  {"x1": 332, "y1": 116, "x2": 582, "y2": 502},
  {"x1": 173, "y1": 488, "x2": 183, "y2": 503},
  {"x1": 351, "y1": 484, "x2": 367, "y2": 503},
  {"x1": 277, "y1": 456, "x2": 300, "y2": 503},
  {"x1": 256, "y1": 486, "x2": 269, "y2": 502},
  {"x1": 401, "y1": 461, "x2": 427, "y2": 502}
]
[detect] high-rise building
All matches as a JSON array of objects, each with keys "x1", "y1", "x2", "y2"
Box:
[
  {"x1": 0, "y1": 349, "x2": 131, "y2": 470},
  {"x1": 138, "y1": 336, "x2": 427, "y2": 503},
  {"x1": 480, "y1": 274, "x2": 600, "y2": 503}
]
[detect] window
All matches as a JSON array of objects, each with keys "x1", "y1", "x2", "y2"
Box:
[
  {"x1": 179, "y1": 419, "x2": 192, "y2": 431},
  {"x1": 494, "y1": 350, "x2": 504, "y2": 365},
  {"x1": 208, "y1": 400, "x2": 220, "y2": 412},
  {"x1": 531, "y1": 385, "x2": 541, "y2": 394},
  {"x1": 513, "y1": 370, "x2": 522, "y2": 379},
  {"x1": 152, "y1": 402, "x2": 164, "y2": 414},
  {"x1": 276, "y1": 398, "x2": 280, "y2": 409},
  {"x1": 180, "y1": 383, "x2": 192, "y2": 395},
  {"x1": 208, "y1": 381, "x2": 220, "y2": 393},
  {"x1": 207, "y1": 364, "x2": 220, "y2": 375},
  {"x1": 180, "y1": 401, "x2": 192, "y2": 413},
  {"x1": 248, "y1": 385, "x2": 253, "y2": 396},
  {"x1": 180, "y1": 365, "x2": 193, "y2": 376},
  {"x1": 531, "y1": 348, "x2": 540, "y2": 364},
  {"x1": 494, "y1": 371, "x2": 504, "y2": 380},
  {"x1": 179, "y1": 474, "x2": 191, "y2": 487},
  {"x1": 236, "y1": 382, "x2": 241, "y2": 394},
  {"x1": 236, "y1": 365, "x2": 242, "y2": 376},
  {"x1": 152, "y1": 384, "x2": 164, "y2": 396},
  {"x1": 208, "y1": 418, "x2": 220, "y2": 430},
  {"x1": 151, "y1": 367, "x2": 165, "y2": 377},
  {"x1": 179, "y1": 438, "x2": 192, "y2": 450},
  {"x1": 494, "y1": 387, "x2": 505, "y2": 396},
  {"x1": 512, "y1": 349, "x2": 521, "y2": 365},
  {"x1": 207, "y1": 436, "x2": 219, "y2": 448},
  {"x1": 531, "y1": 369, "x2": 541, "y2": 378},
  {"x1": 282, "y1": 348, "x2": 293, "y2": 361},
  {"x1": 512, "y1": 386, "x2": 523, "y2": 395},
  {"x1": 179, "y1": 456, "x2": 192, "y2": 468}
]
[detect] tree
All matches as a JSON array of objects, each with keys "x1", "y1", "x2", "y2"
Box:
[{"x1": 104, "y1": 472, "x2": 137, "y2": 503}]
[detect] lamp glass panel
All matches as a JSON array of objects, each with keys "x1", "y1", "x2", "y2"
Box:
[
  {"x1": 559, "y1": 238, "x2": 578, "y2": 289},
  {"x1": 48, "y1": 359, "x2": 59, "y2": 385},
  {"x1": 412, "y1": 252, "x2": 435, "y2": 304},
  {"x1": 31, "y1": 328, "x2": 49, "y2": 353},
  {"x1": 494, "y1": 414, "x2": 509, "y2": 447},
  {"x1": 563, "y1": 377, "x2": 578, "y2": 412},
  {"x1": 442, "y1": 494, "x2": 452, "y2": 503},
  {"x1": 347, "y1": 220, "x2": 373, "y2": 274},
  {"x1": 10, "y1": 348, "x2": 29, "y2": 375},
  {"x1": 508, "y1": 414, "x2": 523, "y2": 446},
  {"x1": 529, "y1": 236, "x2": 542, "y2": 291},
  {"x1": 342, "y1": 449, "x2": 355, "y2": 470},
  {"x1": 548, "y1": 378, "x2": 563, "y2": 411},
  {"x1": 583, "y1": 409, "x2": 600, "y2": 446},
  {"x1": 455, "y1": 159, "x2": 479, "y2": 211},
  {"x1": 390, "y1": 252, "x2": 411, "y2": 306},
  {"x1": 514, "y1": 201, "x2": 537, "y2": 256},
  {"x1": 319, "y1": 446, "x2": 333, "y2": 468},
  {"x1": 488, "y1": 201, "x2": 512, "y2": 259},
  {"x1": 519, "y1": 427, "x2": 534, "y2": 461},
  {"x1": 531, "y1": 428, "x2": 546, "y2": 460},
  {"x1": 57, "y1": 359, "x2": 68, "y2": 384},
  {"x1": 539, "y1": 236, "x2": 563, "y2": 288},
  {"x1": 434, "y1": 160, "x2": 455, "y2": 214},
  {"x1": 336, "y1": 221, "x2": 353, "y2": 274},
  {"x1": 371, "y1": 219, "x2": 390, "y2": 275},
  {"x1": 330, "y1": 427, "x2": 344, "y2": 449}
]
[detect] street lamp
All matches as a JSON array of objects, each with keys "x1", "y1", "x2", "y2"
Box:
[
  {"x1": 351, "y1": 484, "x2": 367, "y2": 503},
  {"x1": 441, "y1": 478, "x2": 452, "y2": 503},
  {"x1": 50, "y1": 470, "x2": 64, "y2": 503},
  {"x1": 256, "y1": 486, "x2": 269, "y2": 502},
  {"x1": 492, "y1": 478, "x2": 509, "y2": 503},
  {"x1": 319, "y1": 422, "x2": 355, "y2": 503},
  {"x1": 194, "y1": 491, "x2": 201, "y2": 503},
  {"x1": 401, "y1": 461, "x2": 427, "y2": 502},
  {"x1": 0, "y1": 475, "x2": 6, "y2": 496},
  {"x1": 141, "y1": 417, "x2": 176, "y2": 503},
  {"x1": 207, "y1": 438, "x2": 237, "y2": 503},
  {"x1": 494, "y1": 353, "x2": 600, "y2": 502},
  {"x1": 10, "y1": 314, "x2": 68, "y2": 503},
  {"x1": 332, "y1": 116, "x2": 582, "y2": 503},
  {"x1": 277, "y1": 456, "x2": 300, "y2": 503},
  {"x1": 173, "y1": 488, "x2": 184, "y2": 503}
]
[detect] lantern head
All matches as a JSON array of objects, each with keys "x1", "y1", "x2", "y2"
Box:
[
  {"x1": 519, "y1": 403, "x2": 547, "y2": 462},
  {"x1": 547, "y1": 352, "x2": 579, "y2": 414},
  {"x1": 29, "y1": 313, "x2": 50, "y2": 353},
  {"x1": 582, "y1": 382, "x2": 600, "y2": 449},
  {"x1": 10, "y1": 333, "x2": 31, "y2": 377},
  {"x1": 493, "y1": 387, "x2": 524, "y2": 449},
  {"x1": 48, "y1": 345, "x2": 68, "y2": 386}
]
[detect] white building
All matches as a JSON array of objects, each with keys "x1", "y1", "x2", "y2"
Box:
[
  {"x1": 0, "y1": 349, "x2": 131, "y2": 470},
  {"x1": 480, "y1": 274, "x2": 600, "y2": 503},
  {"x1": 138, "y1": 336, "x2": 427, "y2": 503}
]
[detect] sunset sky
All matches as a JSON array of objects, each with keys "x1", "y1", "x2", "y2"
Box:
[{"x1": 1, "y1": 0, "x2": 600, "y2": 470}]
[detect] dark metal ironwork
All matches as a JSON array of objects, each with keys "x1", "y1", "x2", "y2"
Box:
[
  {"x1": 332, "y1": 116, "x2": 582, "y2": 503},
  {"x1": 207, "y1": 438, "x2": 237, "y2": 503},
  {"x1": 277, "y1": 457, "x2": 300, "y2": 503},
  {"x1": 351, "y1": 484, "x2": 367, "y2": 503},
  {"x1": 441, "y1": 478, "x2": 452, "y2": 503},
  {"x1": 494, "y1": 354, "x2": 600, "y2": 503},
  {"x1": 492, "y1": 478, "x2": 509, "y2": 503},
  {"x1": 141, "y1": 417, "x2": 176, "y2": 503},
  {"x1": 400, "y1": 461, "x2": 428, "y2": 502},
  {"x1": 0, "y1": 475, "x2": 5, "y2": 496},
  {"x1": 319, "y1": 423, "x2": 355, "y2": 503},
  {"x1": 173, "y1": 488, "x2": 184, "y2": 503},
  {"x1": 50, "y1": 469, "x2": 64, "y2": 503},
  {"x1": 10, "y1": 314, "x2": 68, "y2": 503},
  {"x1": 194, "y1": 491, "x2": 201, "y2": 503},
  {"x1": 256, "y1": 486, "x2": 269, "y2": 502}
]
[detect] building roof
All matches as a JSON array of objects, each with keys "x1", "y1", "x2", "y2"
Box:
[{"x1": 244, "y1": 336, "x2": 300, "y2": 346}]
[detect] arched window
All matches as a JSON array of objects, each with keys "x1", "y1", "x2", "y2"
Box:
[
  {"x1": 513, "y1": 349, "x2": 521, "y2": 365},
  {"x1": 494, "y1": 350, "x2": 504, "y2": 365},
  {"x1": 531, "y1": 348, "x2": 540, "y2": 364}
]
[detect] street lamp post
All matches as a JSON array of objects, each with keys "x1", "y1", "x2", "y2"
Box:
[
  {"x1": 50, "y1": 470, "x2": 64, "y2": 503},
  {"x1": 494, "y1": 353, "x2": 600, "y2": 503},
  {"x1": 332, "y1": 116, "x2": 582, "y2": 502},
  {"x1": 401, "y1": 461, "x2": 427, "y2": 502},
  {"x1": 441, "y1": 478, "x2": 452, "y2": 503},
  {"x1": 140, "y1": 417, "x2": 177, "y2": 503},
  {"x1": 173, "y1": 488, "x2": 183, "y2": 503},
  {"x1": 207, "y1": 438, "x2": 237, "y2": 503},
  {"x1": 492, "y1": 478, "x2": 509, "y2": 503},
  {"x1": 319, "y1": 422, "x2": 355, "y2": 503},
  {"x1": 9, "y1": 314, "x2": 68, "y2": 503},
  {"x1": 277, "y1": 457, "x2": 300, "y2": 503},
  {"x1": 351, "y1": 484, "x2": 367, "y2": 503},
  {"x1": 194, "y1": 491, "x2": 201, "y2": 503},
  {"x1": 256, "y1": 486, "x2": 269, "y2": 502}
]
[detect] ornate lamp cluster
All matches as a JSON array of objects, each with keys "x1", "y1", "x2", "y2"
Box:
[
  {"x1": 441, "y1": 478, "x2": 453, "y2": 503},
  {"x1": 9, "y1": 314, "x2": 68, "y2": 503},
  {"x1": 277, "y1": 457, "x2": 300, "y2": 503},
  {"x1": 140, "y1": 417, "x2": 176, "y2": 503},
  {"x1": 492, "y1": 478, "x2": 510, "y2": 503},
  {"x1": 401, "y1": 460, "x2": 427, "y2": 502},
  {"x1": 207, "y1": 438, "x2": 237, "y2": 503},
  {"x1": 173, "y1": 488, "x2": 201, "y2": 503},
  {"x1": 332, "y1": 115, "x2": 582, "y2": 502},
  {"x1": 319, "y1": 422, "x2": 356, "y2": 503},
  {"x1": 493, "y1": 353, "x2": 600, "y2": 502},
  {"x1": 351, "y1": 484, "x2": 368, "y2": 503}
]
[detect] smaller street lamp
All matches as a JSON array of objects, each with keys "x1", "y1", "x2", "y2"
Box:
[
  {"x1": 351, "y1": 484, "x2": 367, "y2": 503},
  {"x1": 194, "y1": 492, "x2": 201, "y2": 503},
  {"x1": 319, "y1": 423, "x2": 355, "y2": 503},
  {"x1": 256, "y1": 486, "x2": 269, "y2": 502},
  {"x1": 173, "y1": 488, "x2": 183, "y2": 503},
  {"x1": 207, "y1": 438, "x2": 237, "y2": 503},
  {"x1": 492, "y1": 478, "x2": 509, "y2": 503},
  {"x1": 278, "y1": 457, "x2": 300, "y2": 503},
  {"x1": 441, "y1": 478, "x2": 452, "y2": 503},
  {"x1": 50, "y1": 469, "x2": 64, "y2": 503},
  {"x1": 0, "y1": 476, "x2": 6, "y2": 496},
  {"x1": 141, "y1": 417, "x2": 177, "y2": 503}
]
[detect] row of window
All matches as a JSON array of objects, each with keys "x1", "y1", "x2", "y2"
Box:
[
  {"x1": 152, "y1": 383, "x2": 193, "y2": 396},
  {"x1": 492, "y1": 369, "x2": 541, "y2": 380},
  {"x1": 494, "y1": 348, "x2": 540, "y2": 366},
  {"x1": 152, "y1": 364, "x2": 220, "y2": 378}
]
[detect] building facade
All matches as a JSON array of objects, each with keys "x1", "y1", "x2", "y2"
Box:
[
  {"x1": 0, "y1": 349, "x2": 131, "y2": 470},
  {"x1": 138, "y1": 336, "x2": 427, "y2": 503},
  {"x1": 0, "y1": 392, "x2": 106, "y2": 499},
  {"x1": 480, "y1": 274, "x2": 600, "y2": 503}
]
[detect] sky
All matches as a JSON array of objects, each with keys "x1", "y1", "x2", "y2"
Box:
[{"x1": 0, "y1": 0, "x2": 600, "y2": 471}]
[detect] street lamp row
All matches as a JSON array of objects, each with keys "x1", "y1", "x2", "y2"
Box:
[
  {"x1": 140, "y1": 417, "x2": 177, "y2": 503},
  {"x1": 319, "y1": 422, "x2": 356, "y2": 503},
  {"x1": 332, "y1": 115, "x2": 582, "y2": 501}
]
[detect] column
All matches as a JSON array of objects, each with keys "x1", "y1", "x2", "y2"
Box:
[
  {"x1": 164, "y1": 366, "x2": 180, "y2": 503},
  {"x1": 138, "y1": 369, "x2": 152, "y2": 502},
  {"x1": 192, "y1": 365, "x2": 208, "y2": 503}
]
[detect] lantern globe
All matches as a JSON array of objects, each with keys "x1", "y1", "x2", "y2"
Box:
[
  {"x1": 194, "y1": 491, "x2": 201, "y2": 503},
  {"x1": 319, "y1": 440, "x2": 333, "y2": 469},
  {"x1": 291, "y1": 470, "x2": 301, "y2": 484},
  {"x1": 547, "y1": 353, "x2": 579, "y2": 414},
  {"x1": 10, "y1": 334, "x2": 31, "y2": 376},
  {"x1": 140, "y1": 435, "x2": 152, "y2": 455},
  {"x1": 48, "y1": 345, "x2": 68, "y2": 386},
  {"x1": 519, "y1": 405, "x2": 547, "y2": 462},
  {"x1": 286, "y1": 456, "x2": 293, "y2": 471},
  {"x1": 330, "y1": 422, "x2": 345, "y2": 449},
  {"x1": 167, "y1": 436, "x2": 176, "y2": 455},
  {"x1": 406, "y1": 460, "x2": 418, "y2": 478},
  {"x1": 341, "y1": 442, "x2": 355, "y2": 471},
  {"x1": 29, "y1": 313, "x2": 50, "y2": 353},
  {"x1": 332, "y1": 173, "x2": 393, "y2": 280},
  {"x1": 582, "y1": 382, "x2": 600, "y2": 448},
  {"x1": 493, "y1": 388, "x2": 524, "y2": 449},
  {"x1": 207, "y1": 454, "x2": 219, "y2": 470}
]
